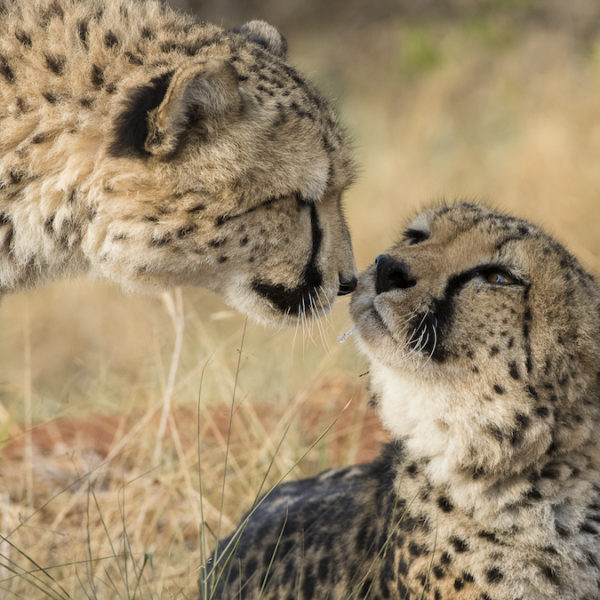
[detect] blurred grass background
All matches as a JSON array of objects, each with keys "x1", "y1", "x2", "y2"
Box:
[{"x1": 1, "y1": 0, "x2": 599, "y2": 597}]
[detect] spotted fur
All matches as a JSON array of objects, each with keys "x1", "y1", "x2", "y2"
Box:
[
  {"x1": 0, "y1": 0, "x2": 356, "y2": 324},
  {"x1": 202, "y1": 203, "x2": 600, "y2": 599}
]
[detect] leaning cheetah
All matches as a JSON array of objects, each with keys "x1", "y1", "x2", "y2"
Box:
[
  {"x1": 201, "y1": 202, "x2": 600, "y2": 599},
  {"x1": 0, "y1": 0, "x2": 356, "y2": 325}
]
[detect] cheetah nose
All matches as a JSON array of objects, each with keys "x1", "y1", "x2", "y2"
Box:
[
  {"x1": 338, "y1": 274, "x2": 358, "y2": 296},
  {"x1": 375, "y1": 254, "x2": 416, "y2": 295}
]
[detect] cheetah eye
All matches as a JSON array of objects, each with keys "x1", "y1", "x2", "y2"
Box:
[
  {"x1": 486, "y1": 270, "x2": 516, "y2": 285},
  {"x1": 403, "y1": 228, "x2": 429, "y2": 246}
]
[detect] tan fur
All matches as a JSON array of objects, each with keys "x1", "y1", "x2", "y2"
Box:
[
  {"x1": 0, "y1": 0, "x2": 356, "y2": 324},
  {"x1": 203, "y1": 203, "x2": 600, "y2": 599}
]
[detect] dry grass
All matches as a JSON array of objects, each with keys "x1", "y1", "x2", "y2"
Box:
[{"x1": 1, "y1": 7, "x2": 600, "y2": 599}]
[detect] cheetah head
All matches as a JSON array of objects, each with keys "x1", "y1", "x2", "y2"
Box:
[
  {"x1": 351, "y1": 202, "x2": 600, "y2": 489},
  {"x1": 86, "y1": 20, "x2": 356, "y2": 326}
]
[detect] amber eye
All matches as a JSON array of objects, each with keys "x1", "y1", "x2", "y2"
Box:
[{"x1": 486, "y1": 271, "x2": 515, "y2": 285}]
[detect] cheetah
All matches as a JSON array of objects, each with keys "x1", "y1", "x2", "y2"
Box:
[
  {"x1": 0, "y1": 0, "x2": 356, "y2": 325},
  {"x1": 201, "y1": 202, "x2": 600, "y2": 599}
]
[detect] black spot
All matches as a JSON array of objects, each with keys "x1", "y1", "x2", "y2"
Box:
[
  {"x1": 406, "y1": 463, "x2": 418, "y2": 476},
  {"x1": 108, "y1": 71, "x2": 173, "y2": 158},
  {"x1": 581, "y1": 522, "x2": 598, "y2": 535},
  {"x1": 485, "y1": 567, "x2": 504, "y2": 583},
  {"x1": 104, "y1": 30, "x2": 119, "y2": 48},
  {"x1": 124, "y1": 51, "x2": 143, "y2": 65},
  {"x1": 15, "y1": 31, "x2": 32, "y2": 47},
  {"x1": 541, "y1": 464, "x2": 559, "y2": 479},
  {"x1": 478, "y1": 530, "x2": 503, "y2": 545},
  {"x1": 45, "y1": 54, "x2": 66, "y2": 75},
  {"x1": 487, "y1": 425, "x2": 503, "y2": 443},
  {"x1": 78, "y1": 20, "x2": 88, "y2": 48},
  {"x1": 526, "y1": 385, "x2": 538, "y2": 401},
  {"x1": 187, "y1": 203, "x2": 205, "y2": 214},
  {"x1": 177, "y1": 225, "x2": 197, "y2": 238},
  {"x1": 437, "y1": 496, "x2": 454, "y2": 513},
  {"x1": 440, "y1": 552, "x2": 452, "y2": 565},
  {"x1": 493, "y1": 384, "x2": 504, "y2": 395},
  {"x1": 218, "y1": 255, "x2": 228, "y2": 263},
  {"x1": 42, "y1": 92, "x2": 57, "y2": 104},
  {"x1": 541, "y1": 565, "x2": 560, "y2": 584},
  {"x1": 508, "y1": 361, "x2": 519, "y2": 380},
  {"x1": 489, "y1": 345, "x2": 499, "y2": 357},
  {"x1": 454, "y1": 578, "x2": 464, "y2": 591},
  {"x1": 240, "y1": 235, "x2": 249, "y2": 246},
  {"x1": 32, "y1": 133, "x2": 47, "y2": 144},
  {"x1": 91, "y1": 64, "x2": 104, "y2": 87},
  {"x1": 0, "y1": 55, "x2": 15, "y2": 83},
  {"x1": 408, "y1": 541, "x2": 426, "y2": 557},
  {"x1": 462, "y1": 571, "x2": 475, "y2": 583},
  {"x1": 79, "y1": 98, "x2": 94, "y2": 108},
  {"x1": 449, "y1": 536, "x2": 469, "y2": 553},
  {"x1": 209, "y1": 238, "x2": 226, "y2": 248},
  {"x1": 515, "y1": 413, "x2": 530, "y2": 430},
  {"x1": 525, "y1": 487, "x2": 542, "y2": 501},
  {"x1": 9, "y1": 171, "x2": 23, "y2": 185},
  {"x1": 432, "y1": 565, "x2": 445, "y2": 579},
  {"x1": 141, "y1": 27, "x2": 153, "y2": 39},
  {"x1": 535, "y1": 406, "x2": 550, "y2": 418}
]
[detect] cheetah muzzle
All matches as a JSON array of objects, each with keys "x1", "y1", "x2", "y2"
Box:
[
  {"x1": 202, "y1": 202, "x2": 600, "y2": 599},
  {"x1": 0, "y1": 0, "x2": 357, "y2": 326}
]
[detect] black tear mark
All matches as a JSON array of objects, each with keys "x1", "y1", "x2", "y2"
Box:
[
  {"x1": 252, "y1": 203, "x2": 322, "y2": 314},
  {"x1": 108, "y1": 71, "x2": 173, "y2": 158}
]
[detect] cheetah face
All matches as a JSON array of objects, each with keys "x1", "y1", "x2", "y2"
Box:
[
  {"x1": 88, "y1": 20, "x2": 356, "y2": 326},
  {"x1": 351, "y1": 203, "x2": 600, "y2": 477}
]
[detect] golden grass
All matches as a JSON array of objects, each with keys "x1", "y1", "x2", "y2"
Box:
[{"x1": 1, "y1": 11, "x2": 600, "y2": 599}]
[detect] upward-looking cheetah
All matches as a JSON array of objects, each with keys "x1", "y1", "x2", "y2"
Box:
[
  {"x1": 0, "y1": 0, "x2": 356, "y2": 325},
  {"x1": 201, "y1": 203, "x2": 600, "y2": 599}
]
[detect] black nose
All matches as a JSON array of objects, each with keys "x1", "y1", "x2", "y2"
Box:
[
  {"x1": 338, "y1": 274, "x2": 358, "y2": 296},
  {"x1": 375, "y1": 254, "x2": 416, "y2": 294}
]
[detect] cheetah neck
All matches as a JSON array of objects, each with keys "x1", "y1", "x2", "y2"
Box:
[{"x1": 370, "y1": 363, "x2": 600, "y2": 528}]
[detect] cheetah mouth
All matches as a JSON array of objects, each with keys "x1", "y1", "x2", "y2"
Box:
[
  {"x1": 251, "y1": 203, "x2": 325, "y2": 316},
  {"x1": 355, "y1": 294, "x2": 446, "y2": 362}
]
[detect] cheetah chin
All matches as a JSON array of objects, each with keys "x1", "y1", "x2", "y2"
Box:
[
  {"x1": 202, "y1": 202, "x2": 600, "y2": 600},
  {"x1": 0, "y1": 0, "x2": 356, "y2": 326}
]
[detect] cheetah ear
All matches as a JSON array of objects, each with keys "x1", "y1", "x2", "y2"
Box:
[
  {"x1": 109, "y1": 59, "x2": 240, "y2": 159},
  {"x1": 144, "y1": 59, "x2": 240, "y2": 158},
  {"x1": 235, "y1": 20, "x2": 287, "y2": 59}
]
